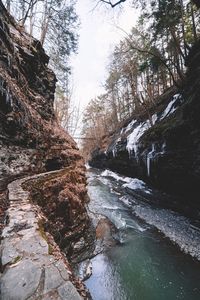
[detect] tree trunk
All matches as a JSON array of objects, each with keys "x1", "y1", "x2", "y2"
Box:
[
  {"x1": 179, "y1": 0, "x2": 189, "y2": 57},
  {"x1": 169, "y1": 27, "x2": 185, "y2": 61},
  {"x1": 191, "y1": 3, "x2": 198, "y2": 42}
]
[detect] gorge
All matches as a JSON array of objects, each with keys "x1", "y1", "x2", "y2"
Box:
[
  {"x1": 1, "y1": 1, "x2": 200, "y2": 300},
  {"x1": 0, "y1": 2, "x2": 93, "y2": 299},
  {"x1": 89, "y1": 44, "x2": 200, "y2": 219}
]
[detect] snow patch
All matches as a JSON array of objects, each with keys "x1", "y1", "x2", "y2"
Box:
[
  {"x1": 160, "y1": 93, "x2": 181, "y2": 120},
  {"x1": 125, "y1": 119, "x2": 137, "y2": 133},
  {"x1": 122, "y1": 178, "x2": 146, "y2": 189},
  {"x1": 119, "y1": 196, "x2": 132, "y2": 207},
  {"x1": 124, "y1": 93, "x2": 182, "y2": 161},
  {"x1": 122, "y1": 178, "x2": 152, "y2": 194},
  {"x1": 101, "y1": 169, "x2": 152, "y2": 193},
  {"x1": 126, "y1": 120, "x2": 151, "y2": 158},
  {"x1": 102, "y1": 205, "x2": 120, "y2": 210},
  {"x1": 101, "y1": 169, "x2": 128, "y2": 182}
]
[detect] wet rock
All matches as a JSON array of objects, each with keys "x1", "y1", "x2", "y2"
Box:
[
  {"x1": 1, "y1": 238, "x2": 20, "y2": 265},
  {"x1": 0, "y1": 171, "x2": 84, "y2": 300},
  {"x1": 73, "y1": 238, "x2": 86, "y2": 251},
  {"x1": 58, "y1": 282, "x2": 83, "y2": 300},
  {"x1": 1, "y1": 259, "x2": 42, "y2": 300},
  {"x1": 77, "y1": 259, "x2": 93, "y2": 282},
  {"x1": 44, "y1": 264, "x2": 67, "y2": 294},
  {"x1": 84, "y1": 261, "x2": 92, "y2": 280}
]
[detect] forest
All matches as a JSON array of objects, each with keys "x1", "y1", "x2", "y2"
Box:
[{"x1": 81, "y1": 0, "x2": 200, "y2": 157}]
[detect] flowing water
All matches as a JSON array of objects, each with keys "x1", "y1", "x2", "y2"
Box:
[{"x1": 82, "y1": 168, "x2": 200, "y2": 300}]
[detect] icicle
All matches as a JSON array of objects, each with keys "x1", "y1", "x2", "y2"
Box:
[
  {"x1": 146, "y1": 143, "x2": 156, "y2": 177},
  {"x1": 7, "y1": 55, "x2": 11, "y2": 68},
  {"x1": 10, "y1": 93, "x2": 13, "y2": 108},
  {"x1": 161, "y1": 141, "x2": 167, "y2": 154},
  {"x1": 147, "y1": 155, "x2": 151, "y2": 177},
  {"x1": 112, "y1": 147, "x2": 117, "y2": 158},
  {"x1": 6, "y1": 87, "x2": 10, "y2": 104},
  {"x1": 127, "y1": 148, "x2": 132, "y2": 159},
  {"x1": 127, "y1": 121, "x2": 151, "y2": 161}
]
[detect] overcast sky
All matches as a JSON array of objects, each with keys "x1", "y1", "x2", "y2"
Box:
[{"x1": 70, "y1": 0, "x2": 139, "y2": 113}]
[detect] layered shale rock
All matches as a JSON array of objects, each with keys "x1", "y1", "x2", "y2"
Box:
[
  {"x1": 0, "y1": 1, "x2": 94, "y2": 298},
  {"x1": 0, "y1": 1, "x2": 78, "y2": 182}
]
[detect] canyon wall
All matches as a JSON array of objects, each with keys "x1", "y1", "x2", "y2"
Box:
[
  {"x1": 89, "y1": 42, "x2": 200, "y2": 216},
  {"x1": 0, "y1": 1, "x2": 93, "y2": 262}
]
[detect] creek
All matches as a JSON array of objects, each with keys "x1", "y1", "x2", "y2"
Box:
[{"x1": 78, "y1": 168, "x2": 200, "y2": 300}]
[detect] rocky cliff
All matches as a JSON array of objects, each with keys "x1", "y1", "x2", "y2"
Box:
[
  {"x1": 89, "y1": 42, "x2": 200, "y2": 217},
  {"x1": 0, "y1": 2, "x2": 93, "y2": 298}
]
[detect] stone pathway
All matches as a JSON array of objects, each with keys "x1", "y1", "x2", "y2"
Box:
[{"x1": 0, "y1": 172, "x2": 83, "y2": 300}]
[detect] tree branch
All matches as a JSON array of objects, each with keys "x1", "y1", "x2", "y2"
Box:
[
  {"x1": 115, "y1": 26, "x2": 182, "y2": 87},
  {"x1": 100, "y1": 0, "x2": 127, "y2": 8}
]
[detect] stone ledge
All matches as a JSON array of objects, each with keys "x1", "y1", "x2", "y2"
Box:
[{"x1": 0, "y1": 170, "x2": 83, "y2": 300}]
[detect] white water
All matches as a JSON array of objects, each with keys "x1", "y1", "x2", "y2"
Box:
[{"x1": 101, "y1": 169, "x2": 152, "y2": 193}]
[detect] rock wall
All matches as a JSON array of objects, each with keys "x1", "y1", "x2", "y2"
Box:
[
  {"x1": 89, "y1": 42, "x2": 200, "y2": 215},
  {"x1": 0, "y1": 1, "x2": 93, "y2": 264}
]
